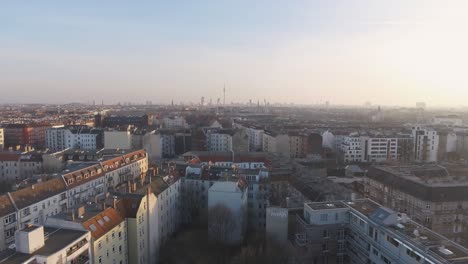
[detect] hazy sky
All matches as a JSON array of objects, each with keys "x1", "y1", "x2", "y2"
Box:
[{"x1": 1, "y1": 1, "x2": 467, "y2": 106}]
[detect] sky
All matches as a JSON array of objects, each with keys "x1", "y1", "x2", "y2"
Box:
[{"x1": 1, "y1": 0, "x2": 467, "y2": 106}]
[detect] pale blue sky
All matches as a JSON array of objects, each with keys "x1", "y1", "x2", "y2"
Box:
[{"x1": 1, "y1": 1, "x2": 467, "y2": 106}]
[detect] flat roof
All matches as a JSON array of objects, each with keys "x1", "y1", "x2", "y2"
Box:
[
  {"x1": 0, "y1": 227, "x2": 88, "y2": 264},
  {"x1": 346, "y1": 199, "x2": 468, "y2": 263},
  {"x1": 307, "y1": 202, "x2": 348, "y2": 211}
]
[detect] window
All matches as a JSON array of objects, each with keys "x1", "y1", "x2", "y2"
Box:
[
  {"x1": 406, "y1": 249, "x2": 422, "y2": 261},
  {"x1": 386, "y1": 235, "x2": 399, "y2": 247},
  {"x1": 380, "y1": 255, "x2": 391, "y2": 264},
  {"x1": 320, "y1": 214, "x2": 328, "y2": 222},
  {"x1": 322, "y1": 243, "x2": 328, "y2": 252},
  {"x1": 4, "y1": 214, "x2": 16, "y2": 225},
  {"x1": 372, "y1": 248, "x2": 379, "y2": 256},
  {"x1": 322, "y1": 230, "x2": 330, "y2": 238}
]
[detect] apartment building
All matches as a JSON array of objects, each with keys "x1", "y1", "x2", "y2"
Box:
[
  {"x1": 45, "y1": 205, "x2": 128, "y2": 264},
  {"x1": 412, "y1": 126, "x2": 439, "y2": 163},
  {"x1": 366, "y1": 165, "x2": 468, "y2": 245},
  {"x1": 361, "y1": 137, "x2": 398, "y2": 163},
  {"x1": 0, "y1": 225, "x2": 91, "y2": 264},
  {"x1": 208, "y1": 180, "x2": 248, "y2": 244},
  {"x1": 206, "y1": 129, "x2": 234, "y2": 152},
  {"x1": 183, "y1": 165, "x2": 270, "y2": 230},
  {"x1": 162, "y1": 116, "x2": 188, "y2": 129},
  {"x1": 0, "y1": 178, "x2": 68, "y2": 251},
  {"x1": 101, "y1": 150, "x2": 148, "y2": 189},
  {"x1": 82, "y1": 207, "x2": 128, "y2": 264},
  {"x1": 18, "y1": 153, "x2": 43, "y2": 179},
  {"x1": 0, "y1": 123, "x2": 51, "y2": 150},
  {"x1": 340, "y1": 134, "x2": 414, "y2": 164},
  {"x1": 143, "y1": 130, "x2": 176, "y2": 161},
  {"x1": 46, "y1": 125, "x2": 103, "y2": 152},
  {"x1": 246, "y1": 127, "x2": 264, "y2": 152},
  {"x1": 0, "y1": 195, "x2": 19, "y2": 251},
  {"x1": 113, "y1": 175, "x2": 183, "y2": 263},
  {"x1": 0, "y1": 153, "x2": 20, "y2": 181},
  {"x1": 288, "y1": 199, "x2": 468, "y2": 264},
  {"x1": 341, "y1": 135, "x2": 363, "y2": 163},
  {"x1": 0, "y1": 150, "x2": 148, "y2": 251},
  {"x1": 0, "y1": 153, "x2": 43, "y2": 181},
  {"x1": 104, "y1": 130, "x2": 132, "y2": 150}
]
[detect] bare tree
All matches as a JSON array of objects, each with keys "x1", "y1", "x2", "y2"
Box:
[{"x1": 208, "y1": 204, "x2": 237, "y2": 243}]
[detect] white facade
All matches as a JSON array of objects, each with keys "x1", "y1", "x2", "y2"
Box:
[
  {"x1": 14, "y1": 226, "x2": 91, "y2": 264},
  {"x1": 361, "y1": 137, "x2": 398, "y2": 163},
  {"x1": 412, "y1": 126, "x2": 439, "y2": 162},
  {"x1": 46, "y1": 126, "x2": 99, "y2": 151},
  {"x1": 207, "y1": 132, "x2": 233, "y2": 152},
  {"x1": 341, "y1": 136, "x2": 363, "y2": 163},
  {"x1": 447, "y1": 132, "x2": 458, "y2": 153},
  {"x1": 156, "y1": 178, "x2": 182, "y2": 245},
  {"x1": 143, "y1": 131, "x2": 175, "y2": 161},
  {"x1": 104, "y1": 130, "x2": 132, "y2": 149},
  {"x1": 247, "y1": 127, "x2": 264, "y2": 152},
  {"x1": 162, "y1": 117, "x2": 188, "y2": 129},
  {"x1": 322, "y1": 130, "x2": 335, "y2": 150},
  {"x1": 208, "y1": 181, "x2": 248, "y2": 243},
  {"x1": 91, "y1": 216, "x2": 127, "y2": 264}
]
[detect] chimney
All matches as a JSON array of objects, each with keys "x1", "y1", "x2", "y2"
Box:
[
  {"x1": 102, "y1": 202, "x2": 106, "y2": 211},
  {"x1": 113, "y1": 197, "x2": 118, "y2": 209},
  {"x1": 133, "y1": 183, "x2": 137, "y2": 192},
  {"x1": 71, "y1": 210, "x2": 76, "y2": 222}
]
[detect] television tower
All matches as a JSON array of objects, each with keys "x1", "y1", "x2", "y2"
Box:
[{"x1": 223, "y1": 83, "x2": 226, "y2": 105}]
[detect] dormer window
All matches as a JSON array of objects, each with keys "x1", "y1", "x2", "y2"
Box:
[{"x1": 68, "y1": 179, "x2": 73, "y2": 184}]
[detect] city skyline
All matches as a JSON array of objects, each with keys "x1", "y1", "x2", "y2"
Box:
[{"x1": 1, "y1": 0, "x2": 467, "y2": 106}]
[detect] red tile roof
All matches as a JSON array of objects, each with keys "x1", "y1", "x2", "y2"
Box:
[
  {"x1": 82, "y1": 207, "x2": 125, "y2": 239},
  {"x1": 0, "y1": 153, "x2": 21, "y2": 162}
]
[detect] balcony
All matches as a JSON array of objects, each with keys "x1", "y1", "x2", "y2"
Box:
[
  {"x1": 67, "y1": 238, "x2": 89, "y2": 258},
  {"x1": 70, "y1": 253, "x2": 90, "y2": 264}
]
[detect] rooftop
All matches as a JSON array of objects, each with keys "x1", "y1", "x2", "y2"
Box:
[
  {"x1": 9, "y1": 178, "x2": 66, "y2": 210},
  {"x1": 347, "y1": 199, "x2": 468, "y2": 264},
  {"x1": 368, "y1": 165, "x2": 468, "y2": 201},
  {"x1": 306, "y1": 201, "x2": 348, "y2": 211},
  {"x1": 0, "y1": 227, "x2": 88, "y2": 264},
  {"x1": 82, "y1": 207, "x2": 124, "y2": 239},
  {"x1": 209, "y1": 181, "x2": 246, "y2": 193}
]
